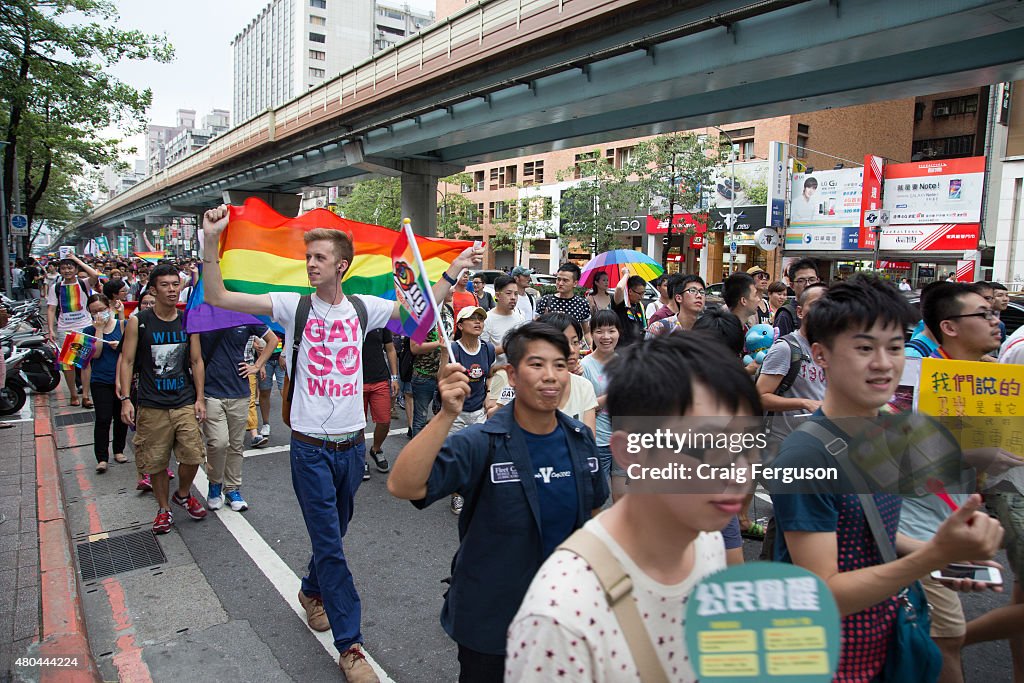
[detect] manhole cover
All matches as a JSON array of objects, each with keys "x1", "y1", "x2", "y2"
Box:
[
  {"x1": 54, "y1": 412, "x2": 96, "y2": 427},
  {"x1": 77, "y1": 531, "x2": 166, "y2": 581}
]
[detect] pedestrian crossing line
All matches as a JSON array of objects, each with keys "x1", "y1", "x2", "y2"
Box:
[
  {"x1": 191, "y1": 466, "x2": 396, "y2": 682},
  {"x1": 241, "y1": 426, "x2": 409, "y2": 458}
]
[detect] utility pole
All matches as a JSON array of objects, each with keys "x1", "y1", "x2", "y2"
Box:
[
  {"x1": 714, "y1": 127, "x2": 737, "y2": 278},
  {"x1": 0, "y1": 141, "x2": 11, "y2": 297}
]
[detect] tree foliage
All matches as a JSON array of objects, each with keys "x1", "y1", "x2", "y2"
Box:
[
  {"x1": 556, "y1": 152, "x2": 645, "y2": 256},
  {"x1": 633, "y1": 133, "x2": 719, "y2": 273},
  {"x1": 0, "y1": 0, "x2": 173, "y2": 252},
  {"x1": 436, "y1": 172, "x2": 479, "y2": 239},
  {"x1": 339, "y1": 176, "x2": 401, "y2": 228}
]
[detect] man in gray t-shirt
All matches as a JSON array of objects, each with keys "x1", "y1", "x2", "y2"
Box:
[{"x1": 756, "y1": 283, "x2": 828, "y2": 444}]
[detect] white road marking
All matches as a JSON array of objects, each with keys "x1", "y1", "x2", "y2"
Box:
[
  {"x1": 242, "y1": 426, "x2": 408, "y2": 458},
  {"x1": 192, "y1": 467, "x2": 395, "y2": 682}
]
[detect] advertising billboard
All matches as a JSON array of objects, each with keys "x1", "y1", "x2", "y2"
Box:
[
  {"x1": 859, "y1": 155, "x2": 884, "y2": 249},
  {"x1": 784, "y1": 227, "x2": 861, "y2": 251},
  {"x1": 883, "y1": 156, "x2": 985, "y2": 225},
  {"x1": 878, "y1": 224, "x2": 980, "y2": 251},
  {"x1": 789, "y1": 168, "x2": 864, "y2": 229},
  {"x1": 767, "y1": 142, "x2": 788, "y2": 228}
]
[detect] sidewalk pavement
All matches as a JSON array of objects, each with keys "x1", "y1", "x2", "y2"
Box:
[{"x1": 2, "y1": 391, "x2": 101, "y2": 683}]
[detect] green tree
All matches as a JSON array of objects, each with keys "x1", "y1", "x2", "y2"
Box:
[
  {"x1": 339, "y1": 177, "x2": 401, "y2": 228},
  {"x1": 437, "y1": 172, "x2": 479, "y2": 239},
  {"x1": 633, "y1": 133, "x2": 719, "y2": 273},
  {"x1": 556, "y1": 151, "x2": 645, "y2": 257},
  {"x1": 1, "y1": 0, "x2": 173, "y2": 254},
  {"x1": 489, "y1": 192, "x2": 555, "y2": 264}
]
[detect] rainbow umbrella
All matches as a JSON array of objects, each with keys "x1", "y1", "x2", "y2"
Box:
[{"x1": 579, "y1": 249, "x2": 664, "y2": 289}]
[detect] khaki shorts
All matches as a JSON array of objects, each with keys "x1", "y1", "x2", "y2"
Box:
[
  {"x1": 988, "y1": 492, "x2": 1024, "y2": 577},
  {"x1": 134, "y1": 405, "x2": 205, "y2": 474},
  {"x1": 921, "y1": 573, "x2": 966, "y2": 638}
]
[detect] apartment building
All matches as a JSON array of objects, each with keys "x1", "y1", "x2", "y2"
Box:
[
  {"x1": 451, "y1": 99, "x2": 915, "y2": 283},
  {"x1": 232, "y1": 0, "x2": 434, "y2": 125}
]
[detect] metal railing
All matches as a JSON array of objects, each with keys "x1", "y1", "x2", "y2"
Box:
[{"x1": 88, "y1": 0, "x2": 589, "y2": 223}]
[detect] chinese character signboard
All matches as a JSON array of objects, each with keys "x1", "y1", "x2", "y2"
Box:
[
  {"x1": 858, "y1": 155, "x2": 884, "y2": 249},
  {"x1": 686, "y1": 563, "x2": 841, "y2": 682},
  {"x1": 767, "y1": 142, "x2": 789, "y2": 228},
  {"x1": 883, "y1": 157, "x2": 985, "y2": 225},
  {"x1": 878, "y1": 223, "x2": 980, "y2": 251}
]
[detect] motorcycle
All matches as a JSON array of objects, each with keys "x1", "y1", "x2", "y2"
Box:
[
  {"x1": 0, "y1": 331, "x2": 59, "y2": 393},
  {"x1": 0, "y1": 346, "x2": 30, "y2": 415}
]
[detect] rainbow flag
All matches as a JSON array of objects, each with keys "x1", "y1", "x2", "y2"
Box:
[
  {"x1": 391, "y1": 221, "x2": 438, "y2": 343},
  {"x1": 190, "y1": 198, "x2": 470, "y2": 333},
  {"x1": 57, "y1": 281, "x2": 86, "y2": 313},
  {"x1": 134, "y1": 251, "x2": 164, "y2": 264},
  {"x1": 58, "y1": 331, "x2": 98, "y2": 369}
]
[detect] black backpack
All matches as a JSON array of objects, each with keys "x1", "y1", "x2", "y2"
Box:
[{"x1": 756, "y1": 334, "x2": 809, "y2": 431}]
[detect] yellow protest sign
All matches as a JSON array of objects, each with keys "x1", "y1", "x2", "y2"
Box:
[{"x1": 917, "y1": 358, "x2": 1024, "y2": 481}]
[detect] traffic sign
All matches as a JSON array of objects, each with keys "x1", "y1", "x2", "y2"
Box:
[
  {"x1": 730, "y1": 241, "x2": 738, "y2": 254},
  {"x1": 9, "y1": 214, "x2": 28, "y2": 236}
]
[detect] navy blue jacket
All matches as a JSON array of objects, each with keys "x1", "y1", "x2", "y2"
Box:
[{"x1": 413, "y1": 401, "x2": 609, "y2": 654}]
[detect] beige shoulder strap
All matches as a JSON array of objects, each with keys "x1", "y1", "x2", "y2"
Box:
[{"x1": 558, "y1": 529, "x2": 670, "y2": 683}]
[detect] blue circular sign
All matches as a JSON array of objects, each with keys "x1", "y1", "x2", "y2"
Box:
[{"x1": 10, "y1": 214, "x2": 27, "y2": 229}]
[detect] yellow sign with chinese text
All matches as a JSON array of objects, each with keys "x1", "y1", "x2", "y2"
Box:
[{"x1": 917, "y1": 359, "x2": 1024, "y2": 477}]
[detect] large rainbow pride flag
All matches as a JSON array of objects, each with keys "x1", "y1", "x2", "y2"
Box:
[{"x1": 185, "y1": 198, "x2": 471, "y2": 334}]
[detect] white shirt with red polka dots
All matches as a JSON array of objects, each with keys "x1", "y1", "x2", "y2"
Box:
[{"x1": 506, "y1": 516, "x2": 726, "y2": 682}]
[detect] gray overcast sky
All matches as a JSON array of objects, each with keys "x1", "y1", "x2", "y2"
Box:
[{"x1": 109, "y1": 0, "x2": 436, "y2": 160}]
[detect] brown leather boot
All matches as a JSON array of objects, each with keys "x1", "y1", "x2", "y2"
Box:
[
  {"x1": 297, "y1": 590, "x2": 330, "y2": 632},
  {"x1": 338, "y1": 644, "x2": 378, "y2": 683}
]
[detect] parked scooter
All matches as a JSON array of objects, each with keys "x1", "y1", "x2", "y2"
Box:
[{"x1": 0, "y1": 347, "x2": 30, "y2": 415}]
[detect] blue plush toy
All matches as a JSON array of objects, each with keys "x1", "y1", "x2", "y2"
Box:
[{"x1": 743, "y1": 323, "x2": 777, "y2": 366}]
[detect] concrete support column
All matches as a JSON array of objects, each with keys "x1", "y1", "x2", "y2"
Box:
[{"x1": 401, "y1": 172, "x2": 438, "y2": 237}]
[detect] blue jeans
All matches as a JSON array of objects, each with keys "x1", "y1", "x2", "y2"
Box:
[
  {"x1": 410, "y1": 373, "x2": 437, "y2": 438},
  {"x1": 290, "y1": 435, "x2": 366, "y2": 653}
]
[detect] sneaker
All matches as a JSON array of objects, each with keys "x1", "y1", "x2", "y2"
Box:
[
  {"x1": 152, "y1": 508, "x2": 173, "y2": 535},
  {"x1": 297, "y1": 590, "x2": 330, "y2": 632},
  {"x1": 251, "y1": 433, "x2": 269, "y2": 448},
  {"x1": 136, "y1": 474, "x2": 152, "y2": 492},
  {"x1": 226, "y1": 490, "x2": 249, "y2": 512},
  {"x1": 207, "y1": 483, "x2": 224, "y2": 511},
  {"x1": 167, "y1": 467, "x2": 175, "y2": 480},
  {"x1": 339, "y1": 644, "x2": 379, "y2": 683},
  {"x1": 396, "y1": 394, "x2": 406, "y2": 410},
  {"x1": 172, "y1": 492, "x2": 208, "y2": 520},
  {"x1": 369, "y1": 448, "x2": 390, "y2": 473},
  {"x1": 450, "y1": 493, "x2": 464, "y2": 515},
  {"x1": 260, "y1": 423, "x2": 271, "y2": 438},
  {"x1": 362, "y1": 462, "x2": 370, "y2": 481}
]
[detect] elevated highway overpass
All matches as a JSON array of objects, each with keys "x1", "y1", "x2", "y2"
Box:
[{"x1": 78, "y1": 0, "x2": 1024, "y2": 238}]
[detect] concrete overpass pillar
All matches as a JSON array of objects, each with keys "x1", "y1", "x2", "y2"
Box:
[
  {"x1": 401, "y1": 173, "x2": 438, "y2": 237},
  {"x1": 222, "y1": 191, "x2": 302, "y2": 217}
]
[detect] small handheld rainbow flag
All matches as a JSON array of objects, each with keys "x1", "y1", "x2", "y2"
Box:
[
  {"x1": 134, "y1": 251, "x2": 165, "y2": 264},
  {"x1": 391, "y1": 219, "x2": 441, "y2": 346},
  {"x1": 58, "y1": 332, "x2": 99, "y2": 369}
]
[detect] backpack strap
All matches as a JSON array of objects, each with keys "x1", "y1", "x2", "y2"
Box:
[
  {"x1": 558, "y1": 529, "x2": 670, "y2": 683},
  {"x1": 348, "y1": 294, "x2": 368, "y2": 340},
  {"x1": 905, "y1": 338, "x2": 932, "y2": 357},
  {"x1": 286, "y1": 295, "x2": 313, "y2": 407},
  {"x1": 776, "y1": 335, "x2": 809, "y2": 396}
]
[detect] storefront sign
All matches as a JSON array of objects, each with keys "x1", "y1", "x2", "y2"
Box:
[
  {"x1": 790, "y1": 168, "x2": 864, "y2": 229},
  {"x1": 883, "y1": 157, "x2": 985, "y2": 225},
  {"x1": 878, "y1": 223, "x2": 980, "y2": 251},
  {"x1": 955, "y1": 259, "x2": 976, "y2": 282},
  {"x1": 784, "y1": 227, "x2": 861, "y2": 251},
  {"x1": 710, "y1": 205, "x2": 768, "y2": 232},
  {"x1": 645, "y1": 213, "x2": 707, "y2": 235},
  {"x1": 859, "y1": 155, "x2": 884, "y2": 249},
  {"x1": 767, "y1": 142, "x2": 789, "y2": 228}
]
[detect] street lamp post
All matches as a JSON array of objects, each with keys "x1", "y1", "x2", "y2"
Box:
[
  {"x1": 713, "y1": 127, "x2": 737, "y2": 277},
  {"x1": 0, "y1": 141, "x2": 11, "y2": 297}
]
